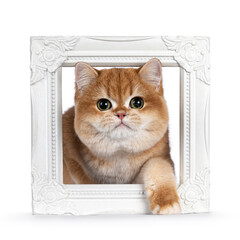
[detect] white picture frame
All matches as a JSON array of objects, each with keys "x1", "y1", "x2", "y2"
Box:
[{"x1": 30, "y1": 36, "x2": 210, "y2": 215}]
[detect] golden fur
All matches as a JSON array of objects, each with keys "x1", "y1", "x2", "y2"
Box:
[{"x1": 63, "y1": 58, "x2": 181, "y2": 214}]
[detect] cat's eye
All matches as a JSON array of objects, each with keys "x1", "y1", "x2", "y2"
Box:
[
  {"x1": 97, "y1": 99, "x2": 112, "y2": 111},
  {"x1": 130, "y1": 97, "x2": 144, "y2": 109}
]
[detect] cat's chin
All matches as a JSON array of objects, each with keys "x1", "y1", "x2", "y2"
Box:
[
  {"x1": 109, "y1": 124, "x2": 135, "y2": 140},
  {"x1": 90, "y1": 133, "x2": 162, "y2": 157},
  {"x1": 77, "y1": 122, "x2": 168, "y2": 156}
]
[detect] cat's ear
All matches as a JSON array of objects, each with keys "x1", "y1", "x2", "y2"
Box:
[
  {"x1": 75, "y1": 62, "x2": 98, "y2": 92},
  {"x1": 138, "y1": 58, "x2": 163, "y2": 92}
]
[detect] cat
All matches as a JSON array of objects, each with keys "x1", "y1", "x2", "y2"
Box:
[{"x1": 62, "y1": 58, "x2": 181, "y2": 214}]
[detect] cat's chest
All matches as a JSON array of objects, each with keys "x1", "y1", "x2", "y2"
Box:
[{"x1": 82, "y1": 153, "x2": 141, "y2": 184}]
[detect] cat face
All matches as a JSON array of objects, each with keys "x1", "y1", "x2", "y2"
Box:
[{"x1": 74, "y1": 58, "x2": 169, "y2": 156}]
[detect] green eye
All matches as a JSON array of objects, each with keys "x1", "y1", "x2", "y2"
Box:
[
  {"x1": 130, "y1": 97, "x2": 144, "y2": 109},
  {"x1": 97, "y1": 99, "x2": 112, "y2": 111}
]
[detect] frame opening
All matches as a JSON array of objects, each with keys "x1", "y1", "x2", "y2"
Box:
[{"x1": 61, "y1": 66, "x2": 180, "y2": 186}]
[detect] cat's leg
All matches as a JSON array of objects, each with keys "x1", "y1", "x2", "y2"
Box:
[
  {"x1": 63, "y1": 160, "x2": 75, "y2": 184},
  {"x1": 134, "y1": 157, "x2": 181, "y2": 214},
  {"x1": 63, "y1": 157, "x2": 93, "y2": 184}
]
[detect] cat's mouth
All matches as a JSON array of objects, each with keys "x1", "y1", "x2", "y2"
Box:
[{"x1": 114, "y1": 122, "x2": 131, "y2": 130}]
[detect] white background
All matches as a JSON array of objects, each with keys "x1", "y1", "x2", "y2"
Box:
[{"x1": 0, "y1": 0, "x2": 240, "y2": 239}]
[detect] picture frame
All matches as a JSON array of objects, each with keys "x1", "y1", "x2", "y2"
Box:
[{"x1": 30, "y1": 36, "x2": 210, "y2": 215}]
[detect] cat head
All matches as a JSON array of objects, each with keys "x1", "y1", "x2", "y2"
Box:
[{"x1": 74, "y1": 58, "x2": 169, "y2": 156}]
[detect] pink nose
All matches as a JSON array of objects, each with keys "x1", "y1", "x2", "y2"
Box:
[{"x1": 116, "y1": 112, "x2": 126, "y2": 121}]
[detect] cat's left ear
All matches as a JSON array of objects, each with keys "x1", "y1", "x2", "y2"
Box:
[
  {"x1": 138, "y1": 58, "x2": 163, "y2": 93},
  {"x1": 75, "y1": 62, "x2": 98, "y2": 93}
]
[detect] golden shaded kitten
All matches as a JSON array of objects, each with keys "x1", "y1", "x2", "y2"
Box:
[{"x1": 63, "y1": 58, "x2": 181, "y2": 214}]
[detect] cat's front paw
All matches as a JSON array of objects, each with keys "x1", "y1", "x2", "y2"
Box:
[{"x1": 146, "y1": 186, "x2": 181, "y2": 215}]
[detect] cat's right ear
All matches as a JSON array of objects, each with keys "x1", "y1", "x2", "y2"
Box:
[
  {"x1": 75, "y1": 62, "x2": 98, "y2": 93},
  {"x1": 138, "y1": 58, "x2": 163, "y2": 94}
]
